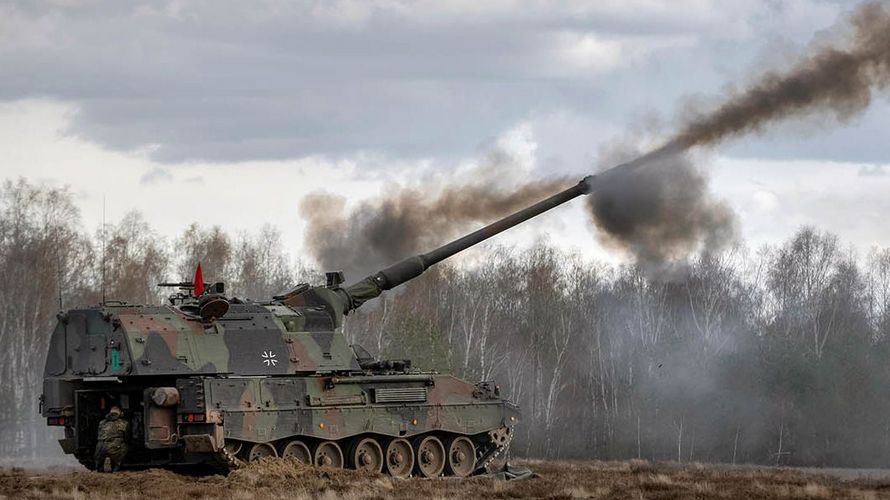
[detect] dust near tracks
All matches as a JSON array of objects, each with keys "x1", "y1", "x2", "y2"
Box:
[{"x1": 2, "y1": 458, "x2": 889, "y2": 499}]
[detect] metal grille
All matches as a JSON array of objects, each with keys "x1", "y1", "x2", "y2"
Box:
[
  {"x1": 308, "y1": 394, "x2": 366, "y2": 406},
  {"x1": 374, "y1": 387, "x2": 427, "y2": 403}
]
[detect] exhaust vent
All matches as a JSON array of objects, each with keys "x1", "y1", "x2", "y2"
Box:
[{"x1": 374, "y1": 387, "x2": 427, "y2": 403}]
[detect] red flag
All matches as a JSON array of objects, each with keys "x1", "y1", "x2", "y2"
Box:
[{"x1": 193, "y1": 263, "x2": 204, "y2": 296}]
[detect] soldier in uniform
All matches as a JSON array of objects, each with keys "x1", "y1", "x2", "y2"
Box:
[{"x1": 94, "y1": 405, "x2": 128, "y2": 472}]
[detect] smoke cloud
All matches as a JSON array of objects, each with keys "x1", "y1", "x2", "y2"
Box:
[
  {"x1": 673, "y1": 1, "x2": 890, "y2": 149},
  {"x1": 300, "y1": 171, "x2": 568, "y2": 280},
  {"x1": 587, "y1": 147, "x2": 736, "y2": 278},
  {"x1": 303, "y1": 2, "x2": 890, "y2": 281},
  {"x1": 586, "y1": 1, "x2": 890, "y2": 275}
]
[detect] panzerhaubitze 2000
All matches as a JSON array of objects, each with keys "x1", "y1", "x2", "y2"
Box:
[{"x1": 40, "y1": 175, "x2": 594, "y2": 476}]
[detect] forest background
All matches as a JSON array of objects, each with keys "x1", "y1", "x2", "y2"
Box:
[{"x1": 3, "y1": 178, "x2": 890, "y2": 468}]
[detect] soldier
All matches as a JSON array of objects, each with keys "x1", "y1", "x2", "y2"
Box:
[{"x1": 94, "y1": 405, "x2": 128, "y2": 472}]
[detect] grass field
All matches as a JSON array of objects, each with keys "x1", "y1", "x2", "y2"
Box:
[{"x1": 2, "y1": 458, "x2": 890, "y2": 499}]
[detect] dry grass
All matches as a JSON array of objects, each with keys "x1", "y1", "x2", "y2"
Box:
[{"x1": 2, "y1": 458, "x2": 890, "y2": 499}]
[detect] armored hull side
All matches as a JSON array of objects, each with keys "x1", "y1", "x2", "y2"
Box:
[{"x1": 202, "y1": 373, "x2": 517, "y2": 474}]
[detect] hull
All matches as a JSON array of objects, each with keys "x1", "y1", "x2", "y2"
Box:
[
  {"x1": 43, "y1": 373, "x2": 518, "y2": 476},
  {"x1": 40, "y1": 299, "x2": 520, "y2": 476}
]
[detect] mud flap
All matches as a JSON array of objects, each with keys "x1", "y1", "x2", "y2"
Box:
[
  {"x1": 183, "y1": 434, "x2": 221, "y2": 453},
  {"x1": 58, "y1": 438, "x2": 76, "y2": 454},
  {"x1": 480, "y1": 463, "x2": 537, "y2": 480}
]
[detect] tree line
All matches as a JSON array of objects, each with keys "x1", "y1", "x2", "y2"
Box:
[{"x1": 3, "y1": 179, "x2": 890, "y2": 468}]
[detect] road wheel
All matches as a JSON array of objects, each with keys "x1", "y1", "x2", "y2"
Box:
[
  {"x1": 384, "y1": 438, "x2": 415, "y2": 478},
  {"x1": 224, "y1": 440, "x2": 243, "y2": 456},
  {"x1": 247, "y1": 442, "x2": 277, "y2": 462},
  {"x1": 350, "y1": 437, "x2": 384, "y2": 473},
  {"x1": 314, "y1": 441, "x2": 344, "y2": 468},
  {"x1": 445, "y1": 436, "x2": 476, "y2": 477},
  {"x1": 281, "y1": 440, "x2": 312, "y2": 465},
  {"x1": 413, "y1": 435, "x2": 445, "y2": 478}
]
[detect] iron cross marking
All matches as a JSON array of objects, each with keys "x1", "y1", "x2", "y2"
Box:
[{"x1": 262, "y1": 350, "x2": 278, "y2": 366}]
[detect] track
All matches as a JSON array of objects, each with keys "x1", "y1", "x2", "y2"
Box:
[{"x1": 214, "y1": 427, "x2": 513, "y2": 477}]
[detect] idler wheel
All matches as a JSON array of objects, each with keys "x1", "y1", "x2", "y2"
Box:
[
  {"x1": 281, "y1": 440, "x2": 312, "y2": 465},
  {"x1": 313, "y1": 441, "x2": 343, "y2": 468},
  {"x1": 247, "y1": 442, "x2": 277, "y2": 462},
  {"x1": 224, "y1": 440, "x2": 243, "y2": 456},
  {"x1": 350, "y1": 437, "x2": 384, "y2": 473},
  {"x1": 412, "y1": 435, "x2": 445, "y2": 478},
  {"x1": 445, "y1": 436, "x2": 476, "y2": 477},
  {"x1": 384, "y1": 438, "x2": 415, "y2": 478}
]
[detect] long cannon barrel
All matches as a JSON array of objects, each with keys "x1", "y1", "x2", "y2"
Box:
[
  {"x1": 363, "y1": 175, "x2": 595, "y2": 292},
  {"x1": 333, "y1": 175, "x2": 596, "y2": 313}
]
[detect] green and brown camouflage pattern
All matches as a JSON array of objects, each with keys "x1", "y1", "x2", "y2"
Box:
[
  {"x1": 94, "y1": 414, "x2": 128, "y2": 471},
  {"x1": 209, "y1": 374, "x2": 510, "y2": 443},
  {"x1": 40, "y1": 280, "x2": 518, "y2": 473}
]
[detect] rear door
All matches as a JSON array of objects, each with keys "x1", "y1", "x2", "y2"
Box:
[{"x1": 66, "y1": 311, "x2": 108, "y2": 376}]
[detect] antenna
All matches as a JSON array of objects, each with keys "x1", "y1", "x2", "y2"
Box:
[{"x1": 101, "y1": 196, "x2": 106, "y2": 305}]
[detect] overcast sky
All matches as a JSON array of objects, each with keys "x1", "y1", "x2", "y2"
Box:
[{"x1": 1, "y1": 0, "x2": 888, "y2": 276}]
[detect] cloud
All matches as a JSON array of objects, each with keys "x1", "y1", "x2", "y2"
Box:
[
  {"x1": 751, "y1": 189, "x2": 780, "y2": 213},
  {"x1": 859, "y1": 164, "x2": 888, "y2": 177},
  {"x1": 2, "y1": 98, "x2": 889, "y2": 266},
  {"x1": 140, "y1": 167, "x2": 173, "y2": 185},
  {"x1": 1, "y1": 0, "x2": 864, "y2": 165}
]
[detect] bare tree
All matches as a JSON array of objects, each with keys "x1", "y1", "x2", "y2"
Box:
[
  {"x1": 230, "y1": 224, "x2": 293, "y2": 300},
  {"x1": 176, "y1": 224, "x2": 233, "y2": 283},
  {"x1": 0, "y1": 180, "x2": 92, "y2": 456},
  {"x1": 767, "y1": 227, "x2": 842, "y2": 359},
  {"x1": 866, "y1": 248, "x2": 890, "y2": 339},
  {"x1": 97, "y1": 211, "x2": 169, "y2": 305}
]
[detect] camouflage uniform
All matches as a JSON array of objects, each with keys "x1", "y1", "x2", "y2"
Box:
[{"x1": 94, "y1": 408, "x2": 128, "y2": 472}]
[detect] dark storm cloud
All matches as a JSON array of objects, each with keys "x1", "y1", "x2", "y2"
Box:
[{"x1": 3, "y1": 0, "x2": 861, "y2": 164}]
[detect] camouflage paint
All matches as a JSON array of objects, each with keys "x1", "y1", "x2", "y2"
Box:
[{"x1": 40, "y1": 290, "x2": 518, "y2": 470}]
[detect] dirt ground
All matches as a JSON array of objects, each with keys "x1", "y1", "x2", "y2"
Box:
[{"x1": 2, "y1": 458, "x2": 890, "y2": 500}]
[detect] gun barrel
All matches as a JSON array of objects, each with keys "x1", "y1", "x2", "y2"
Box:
[
  {"x1": 422, "y1": 176, "x2": 593, "y2": 267},
  {"x1": 368, "y1": 175, "x2": 594, "y2": 291}
]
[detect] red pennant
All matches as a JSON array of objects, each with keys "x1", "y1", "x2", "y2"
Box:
[{"x1": 193, "y1": 263, "x2": 204, "y2": 296}]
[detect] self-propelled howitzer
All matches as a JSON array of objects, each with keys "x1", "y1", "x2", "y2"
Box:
[{"x1": 40, "y1": 176, "x2": 594, "y2": 476}]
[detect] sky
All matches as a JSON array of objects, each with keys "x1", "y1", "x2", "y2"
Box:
[{"x1": 1, "y1": 0, "x2": 889, "y2": 277}]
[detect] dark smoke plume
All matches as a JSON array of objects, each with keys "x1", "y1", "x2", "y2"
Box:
[
  {"x1": 672, "y1": 1, "x2": 890, "y2": 149},
  {"x1": 587, "y1": 147, "x2": 736, "y2": 278},
  {"x1": 300, "y1": 175, "x2": 568, "y2": 280},
  {"x1": 586, "y1": 1, "x2": 890, "y2": 275},
  {"x1": 303, "y1": 2, "x2": 890, "y2": 280}
]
